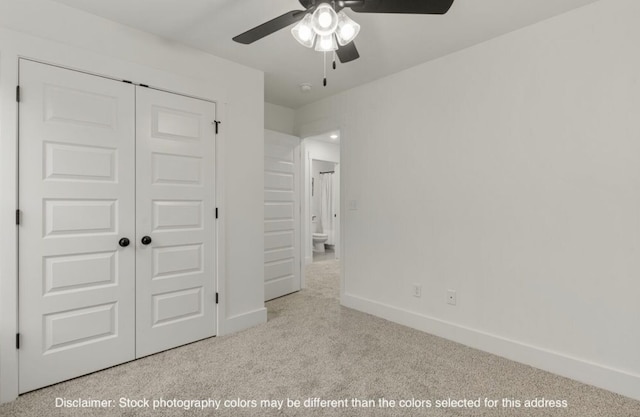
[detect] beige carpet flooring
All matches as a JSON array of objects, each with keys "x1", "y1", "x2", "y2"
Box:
[{"x1": 1, "y1": 260, "x2": 639, "y2": 416}]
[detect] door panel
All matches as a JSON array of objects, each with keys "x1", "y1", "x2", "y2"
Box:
[
  {"x1": 44, "y1": 251, "x2": 117, "y2": 292},
  {"x1": 135, "y1": 87, "x2": 216, "y2": 358},
  {"x1": 44, "y1": 142, "x2": 117, "y2": 181},
  {"x1": 18, "y1": 60, "x2": 136, "y2": 393},
  {"x1": 264, "y1": 131, "x2": 301, "y2": 301}
]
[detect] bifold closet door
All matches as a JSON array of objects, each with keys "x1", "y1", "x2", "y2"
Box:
[
  {"x1": 18, "y1": 60, "x2": 136, "y2": 393},
  {"x1": 135, "y1": 87, "x2": 217, "y2": 358}
]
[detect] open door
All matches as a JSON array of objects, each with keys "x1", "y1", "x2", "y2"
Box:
[{"x1": 264, "y1": 130, "x2": 301, "y2": 301}]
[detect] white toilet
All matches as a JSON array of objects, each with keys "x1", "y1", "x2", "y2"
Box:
[{"x1": 312, "y1": 233, "x2": 328, "y2": 253}]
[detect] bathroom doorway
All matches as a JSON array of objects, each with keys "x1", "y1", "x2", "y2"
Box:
[
  {"x1": 312, "y1": 160, "x2": 338, "y2": 262},
  {"x1": 301, "y1": 132, "x2": 341, "y2": 267}
]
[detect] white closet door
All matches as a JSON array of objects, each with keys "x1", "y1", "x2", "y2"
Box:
[
  {"x1": 264, "y1": 130, "x2": 301, "y2": 301},
  {"x1": 18, "y1": 60, "x2": 136, "y2": 393},
  {"x1": 135, "y1": 87, "x2": 217, "y2": 357}
]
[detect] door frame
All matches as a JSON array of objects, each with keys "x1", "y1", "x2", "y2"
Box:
[
  {"x1": 0, "y1": 34, "x2": 225, "y2": 402},
  {"x1": 309, "y1": 158, "x2": 340, "y2": 260},
  {"x1": 299, "y1": 131, "x2": 341, "y2": 290}
]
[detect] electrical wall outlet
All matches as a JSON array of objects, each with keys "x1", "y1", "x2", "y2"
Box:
[
  {"x1": 412, "y1": 284, "x2": 422, "y2": 298},
  {"x1": 447, "y1": 289, "x2": 457, "y2": 305}
]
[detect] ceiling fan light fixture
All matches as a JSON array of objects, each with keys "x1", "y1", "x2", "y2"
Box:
[
  {"x1": 314, "y1": 34, "x2": 338, "y2": 52},
  {"x1": 291, "y1": 14, "x2": 316, "y2": 48},
  {"x1": 311, "y1": 3, "x2": 338, "y2": 36},
  {"x1": 234, "y1": 0, "x2": 456, "y2": 89},
  {"x1": 335, "y1": 11, "x2": 360, "y2": 46}
]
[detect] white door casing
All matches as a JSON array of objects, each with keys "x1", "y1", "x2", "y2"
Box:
[
  {"x1": 333, "y1": 163, "x2": 341, "y2": 260},
  {"x1": 135, "y1": 87, "x2": 217, "y2": 357},
  {"x1": 18, "y1": 60, "x2": 136, "y2": 393},
  {"x1": 264, "y1": 130, "x2": 301, "y2": 301}
]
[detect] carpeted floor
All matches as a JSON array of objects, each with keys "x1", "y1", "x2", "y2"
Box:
[{"x1": 1, "y1": 260, "x2": 639, "y2": 416}]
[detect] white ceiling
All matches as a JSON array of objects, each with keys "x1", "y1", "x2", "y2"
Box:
[
  {"x1": 308, "y1": 130, "x2": 341, "y2": 144},
  {"x1": 50, "y1": 0, "x2": 600, "y2": 108}
]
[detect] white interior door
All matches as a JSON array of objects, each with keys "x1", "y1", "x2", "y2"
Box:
[
  {"x1": 19, "y1": 61, "x2": 218, "y2": 392},
  {"x1": 264, "y1": 130, "x2": 301, "y2": 301},
  {"x1": 18, "y1": 60, "x2": 136, "y2": 393},
  {"x1": 135, "y1": 87, "x2": 217, "y2": 357}
]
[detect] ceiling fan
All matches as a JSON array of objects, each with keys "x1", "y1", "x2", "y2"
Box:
[
  {"x1": 233, "y1": 0, "x2": 454, "y2": 86},
  {"x1": 233, "y1": 0, "x2": 454, "y2": 63}
]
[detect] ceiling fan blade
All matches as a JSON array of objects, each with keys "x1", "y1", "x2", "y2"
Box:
[
  {"x1": 336, "y1": 41, "x2": 360, "y2": 63},
  {"x1": 233, "y1": 10, "x2": 307, "y2": 44},
  {"x1": 349, "y1": 0, "x2": 454, "y2": 14},
  {"x1": 299, "y1": 0, "x2": 314, "y2": 8}
]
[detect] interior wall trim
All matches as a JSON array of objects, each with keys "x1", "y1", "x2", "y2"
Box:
[
  {"x1": 220, "y1": 307, "x2": 267, "y2": 336},
  {"x1": 341, "y1": 293, "x2": 640, "y2": 402}
]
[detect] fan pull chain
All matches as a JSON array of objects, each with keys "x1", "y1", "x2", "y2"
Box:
[
  {"x1": 331, "y1": 2, "x2": 337, "y2": 71},
  {"x1": 323, "y1": 51, "x2": 327, "y2": 87}
]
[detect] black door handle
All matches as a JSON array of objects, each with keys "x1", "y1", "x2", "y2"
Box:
[
  {"x1": 119, "y1": 238, "x2": 130, "y2": 247},
  {"x1": 141, "y1": 236, "x2": 152, "y2": 245}
]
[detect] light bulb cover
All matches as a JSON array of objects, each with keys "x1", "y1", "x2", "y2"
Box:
[
  {"x1": 291, "y1": 13, "x2": 316, "y2": 48},
  {"x1": 311, "y1": 3, "x2": 338, "y2": 36},
  {"x1": 314, "y1": 34, "x2": 338, "y2": 52},
  {"x1": 335, "y1": 11, "x2": 360, "y2": 46}
]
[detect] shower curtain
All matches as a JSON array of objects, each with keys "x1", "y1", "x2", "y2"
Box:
[{"x1": 320, "y1": 173, "x2": 334, "y2": 245}]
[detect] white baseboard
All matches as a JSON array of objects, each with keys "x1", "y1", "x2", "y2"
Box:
[
  {"x1": 219, "y1": 307, "x2": 267, "y2": 336},
  {"x1": 305, "y1": 256, "x2": 313, "y2": 265},
  {"x1": 341, "y1": 293, "x2": 640, "y2": 401}
]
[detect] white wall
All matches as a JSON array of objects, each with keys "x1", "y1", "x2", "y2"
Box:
[
  {"x1": 265, "y1": 102, "x2": 295, "y2": 135},
  {"x1": 295, "y1": 0, "x2": 640, "y2": 400},
  {"x1": 302, "y1": 139, "x2": 340, "y2": 263},
  {"x1": 0, "y1": 0, "x2": 265, "y2": 403}
]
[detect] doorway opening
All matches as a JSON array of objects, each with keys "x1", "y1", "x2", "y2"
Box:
[
  {"x1": 311, "y1": 160, "x2": 337, "y2": 262},
  {"x1": 301, "y1": 131, "x2": 341, "y2": 268}
]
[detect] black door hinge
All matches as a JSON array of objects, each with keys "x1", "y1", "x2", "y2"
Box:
[
  {"x1": 16, "y1": 333, "x2": 20, "y2": 350},
  {"x1": 215, "y1": 292, "x2": 219, "y2": 304},
  {"x1": 215, "y1": 208, "x2": 219, "y2": 219},
  {"x1": 16, "y1": 210, "x2": 21, "y2": 225},
  {"x1": 16, "y1": 86, "x2": 20, "y2": 102},
  {"x1": 140, "y1": 84, "x2": 149, "y2": 88},
  {"x1": 122, "y1": 80, "x2": 133, "y2": 84},
  {"x1": 213, "y1": 120, "x2": 221, "y2": 134}
]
